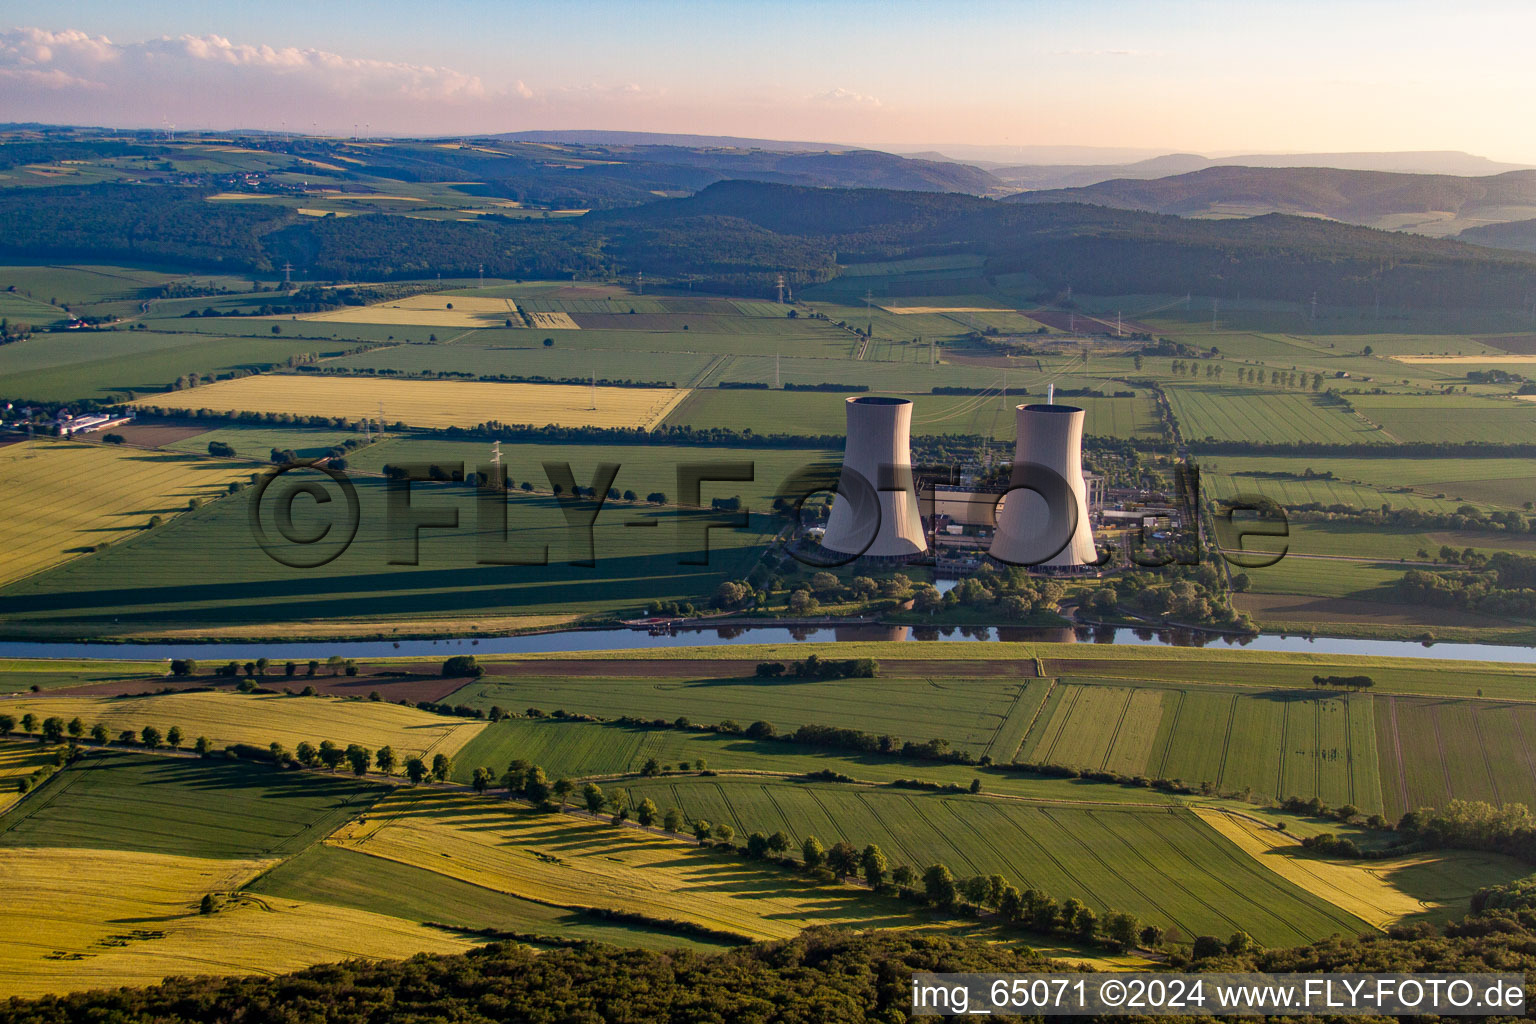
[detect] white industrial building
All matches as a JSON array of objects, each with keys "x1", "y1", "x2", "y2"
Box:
[
  {"x1": 989, "y1": 403, "x2": 1098, "y2": 569},
  {"x1": 820, "y1": 396, "x2": 928, "y2": 563}
]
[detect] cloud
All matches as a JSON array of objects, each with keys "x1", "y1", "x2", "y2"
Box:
[
  {"x1": 808, "y1": 87, "x2": 882, "y2": 107},
  {"x1": 0, "y1": 26, "x2": 535, "y2": 127}
]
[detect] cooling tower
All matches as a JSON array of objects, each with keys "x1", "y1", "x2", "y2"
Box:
[
  {"x1": 820, "y1": 397, "x2": 927, "y2": 562},
  {"x1": 989, "y1": 403, "x2": 1096, "y2": 568}
]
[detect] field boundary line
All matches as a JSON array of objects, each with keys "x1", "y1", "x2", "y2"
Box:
[
  {"x1": 1275, "y1": 695, "x2": 1290, "y2": 801},
  {"x1": 1214, "y1": 694, "x2": 1238, "y2": 791},
  {"x1": 1468, "y1": 706, "x2": 1503, "y2": 807},
  {"x1": 1100, "y1": 688, "x2": 1135, "y2": 772},
  {"x1": 1040, "y1": 685, "x2": 1081, "y2": 765},
  {"x1": 1086, "y1": 806, "x2": 1242, "y2": 941},
  {"x1": 1156, "y1": 690, "x2": 1185, "y2": 780},
  {"x1": 1345, "y1": 693, "x2": 1356, "y2": 808},
  {"x1": 1509, "y1": 709, "x2": 1536, "y2": 808},
  {"x1": 1429, "y1": 702, "x2": 1455, "y2": 804},
  {"x1": 1013, "y1": 677, "x2": 1058, "y2": 763},
  {"x1": 1385, "y1": 697, "x2": 1409, "y2": 815}
]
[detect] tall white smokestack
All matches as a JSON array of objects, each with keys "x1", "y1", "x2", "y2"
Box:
[
  {"x1": 820, "y1": 396, "x2": 927, "y2": 561},
  {"x1": 989, "y1": 403, "x2": 1095, "y2": 568}
]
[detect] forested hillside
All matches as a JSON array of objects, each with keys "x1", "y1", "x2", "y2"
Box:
[{"x1": 6, "y1": 175, "x2": 1536, "y2": 307}]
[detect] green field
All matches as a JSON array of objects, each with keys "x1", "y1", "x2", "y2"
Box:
[
  {"x1": 1375, "y1": 696, "x2": 1536, "y2": 820},
  {"x1": 1018, "y1": 680, "x2": 1381, "y2": 810},
  {"x1": 0, "y1": 478, "x2": 773, "y2": 636},
  {"x1": 1351, "y1": 394, "x2": 1536, "y2": 444},
  {"x1": 664, "y1": 388, "x2": 1162, "y2": 440},
  {"x1": 1199, "y1": 453, "x2": 1536, "y2": 513},
  {"x1": 1167, "y1": 385, "x2": 1386, "y2": 444},
  {"x1": 164, "y1": 424, "x2": 370, "y2": 460},
  {"x1": 612, "y1": 775, "x2": 1368, "y2": 947},
  {"x1": 0, "y1": 330, "x2": 356, "y2": 403},
  {"x1": 450, "y1": 672, "x2": 1034, "y2": 758},
  {"x1": 345, "y1": 436, "x2": 840, "y2": 510},
  {"x1": 247, "y1": 843, "x2": 732, "y2": 951},
  {"x1": 447, "y1": 713, "x2": 1175, "y2": 804},
  {"x1": 0, "y1": 752, "x2": 381, "y2": 858}
]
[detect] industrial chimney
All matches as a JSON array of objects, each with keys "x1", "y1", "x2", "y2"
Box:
[
  {"x1": 820, "y1": 397, "x2": 927, "y2": 562},
  {"x1": 989, "y1": 403, "x2": 1096, "y2": 568}
]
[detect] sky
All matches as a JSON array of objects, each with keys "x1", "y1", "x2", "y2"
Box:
[{"x1": 5, "y1": 0, "x2": 1536, "y2": 162}]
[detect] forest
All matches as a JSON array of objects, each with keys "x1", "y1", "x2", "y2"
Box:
[{"x1": 7, "y1": 174, "x2": 1536, "y2": 306}]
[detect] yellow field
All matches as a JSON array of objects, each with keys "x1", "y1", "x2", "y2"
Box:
[
  {"x1": 0, "y1": 847, "x2": 472, "y2": 998},
  {"x1": 331, "y1": 790, "x2": 969, "y2": 942},
  {"x1": 0, "y1": 693, "x2": 486, "y2": 764},
  {"x1": 0, "y1": 743, "x2": 54, "y2": 813},
  {"x1": 134, "y1": 374, "x2": 691, "y2": 430},
  {"x1": 0, "y1": 441, "x2": 250, "y2": 587},
  {"x1": 1195, "y1": 808, "x2": 1524, "y2": 929},
  {"x1": 296, "y1": 293, "x2": 520, "y2": 327},
  {"x1": 525, "y1": 311, "x2": 580, "y2": 330}
]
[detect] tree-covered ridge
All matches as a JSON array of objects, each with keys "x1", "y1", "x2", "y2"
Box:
[
  {"x1": 4, "y1": 176, "x2": 1536, "y2": 306},
  {"x1": 5, "y1": 914, "x2": 1536, "y2": 1024},
  {"x1": 0, "y1": 185, "x2": 290, "y2": 269}
]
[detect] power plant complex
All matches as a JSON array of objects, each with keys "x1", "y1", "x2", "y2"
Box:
[{"x1": 817, "y1": 393, "x2": 1100, "y2": 571}]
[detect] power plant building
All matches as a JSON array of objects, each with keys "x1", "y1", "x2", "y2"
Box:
[
  {"x1": 819, "y1": 396, "x2": 928, "y2": 563},
  {"x1": 989, "y1": 403, "x2": 1097, "y2": 569}
]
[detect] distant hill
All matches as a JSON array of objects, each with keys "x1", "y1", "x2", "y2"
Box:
[
  {"x1": 991, "y1": 151, "x2": 1533, "y2": 191},
  {"x1": 1002, "y1": 166, "x2": 1536, "y2": 237},
  {"x1": 1459, "y1": 217, "x2": 1536, "y2": 254},
  {"x1": 491, "y1": 129, "x2": 842, "y2": 152},
  {"x1": 584, "y1": 180, "x2": 1536, "y2": 308}
]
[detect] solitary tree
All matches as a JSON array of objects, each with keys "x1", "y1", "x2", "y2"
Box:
[
  {"x1": 693, "y1": 819, "x2": 712, "y2": 844},
  {"x1": 326, "y1": 655, "x2": 344, "y2": 676},
  {"x1": 0, "y1": 715, "x2": 13, "y2": 737},
  {"x1": 375, "y1": 746, "x2": 396, "y2": 776},
  {"x1": 861, "y1": 844, "x2": 888, "y2": 887},
  {"x1": 553, "y1": 778, "x2": 574, "y2": 808},
  {"x1": 318, "y1": 741, "x2": 345, "y2": 772},
  {"x1": 41, "y1": 717, "x2": 66, "y2": 744},
  {"x1": 663, "y1": 807, "x2": 684, "y2": 833},
  {"x1": 431, "y1": 753, "x2": 453, "y2": 782},
  {"x1": 20, "y1": 713, "x2": 35, "y2": 735},
  {"x1": 640, "y1": 757, "x2": 661, "y2": 777},
  {"x1": 140, "y1": 725, "x2": 162, "y2": 750},
  {"x1": 295, "y1": 741, "x2": 318, "y2": 768},
  {"x1": 713, "y1": 822, "x2": 735, "y2": 845},
  {"x1": 194, "y1": 735, "x2": 211, "y2": 756},
  {"x1": 404, "y1": 757, "x2": 428, "y2": 784},
  {"x1": 345, "y1": 744, "x2": 371, "y2": 776},
  {"x1": 802, "y1": 835, "x2": 825, "y2": 869},
  {"x1": 827, "y1": 841, "x2": 859, "y2": 879},
  {"x1": 164, "y1": 725, "x2": 183, "y2": 750},
  {"x1": 582, "y1": 782, "x2": 605, "y2": 813},
  {"x1": 636, "y1": 797, "x2": 659, "y2": 827},
  {"x1": 923, "y1": 864, "x2": 957, "y2": 906},
  {"x1": 67, "y1": 717, "x2": 84, "y2": 739},
  {"x1": 471, "y1": 766, "x2": 493, "y2": 794}
]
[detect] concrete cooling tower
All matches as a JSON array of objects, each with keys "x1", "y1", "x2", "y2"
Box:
[
  {"x1": 989, "y1": 403, "x2": 1096, "y2": 568},
  {"x1": 820, "y1": 397, "x2": 928, "y2": 562}
]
